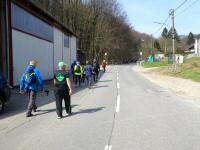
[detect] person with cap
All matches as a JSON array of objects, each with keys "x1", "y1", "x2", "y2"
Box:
[
  {"x1": 54, "y1": 62, "x2": 72, "y2": 119},
  {"x1": 20, "y1": 60, "x2": 44, "y2": 117},
  {"x1": 73, "y1": 61, "x2": 83, "y2": 87}
]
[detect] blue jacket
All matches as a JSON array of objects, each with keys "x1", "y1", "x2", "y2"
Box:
[
  {"x1": 0, "y1": 72, "x2": 6, "y2": 90},
  {"x1": 84, "y1": 65, "x2": 93, "y2": 76},
  {"x1": 20, "y1": 65, "x2": 44, "y2": 92}
]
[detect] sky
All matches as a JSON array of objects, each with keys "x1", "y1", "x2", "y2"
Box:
[{"x1": 119, "y1": 0, "x2": 200, "y2": 37}]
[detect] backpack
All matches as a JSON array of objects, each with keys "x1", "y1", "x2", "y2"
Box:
[
  {"x1": 75, "y1": 65, "x2": 81, "y2": 73},
  {"x1": 25, "y1": 70, "x2": 36, "y2": 85}
]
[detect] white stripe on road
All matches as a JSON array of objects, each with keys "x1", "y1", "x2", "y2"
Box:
[
  {"x1": 104, "y1": 145, "x2": 112, "y2": 150},
  {"x1": 117, "y1": 76, "x2": 119, "y2": 80},
  {"x1": 117, "y1": 83, "x2": 120, "y2": 89},
  {"x1": 116, "y1": 95, "x2": 120, "y2": 113}
]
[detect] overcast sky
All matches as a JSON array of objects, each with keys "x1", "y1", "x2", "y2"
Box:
[{"x1": 119, "y1": 0, "x2": 200, "y2": 37}]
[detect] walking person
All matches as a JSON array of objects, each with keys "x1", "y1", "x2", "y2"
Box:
[
  {"x1": 74, "y1": 61, "x2": 83, "y2": 87},
  {"x1": 92, "y1": 59, "x2": 100, "y2": 82},
  {"x1": 54, "y1": 62, "x2": 72, "y2": 119},
  {"x1": 71, "y1": 61, "x2": 76, "y2": 81},
  {"x1": 20, "y1": 60, "x2": 44, "y2": 117},
  {"x1": 81, "y1": 62, "x2": 85, "y2": 84},
  {"x1": 102, "y1": 60, "x2": 107, "y2": 72},
  {"x1": 83, "y1": 60, "x2": 93, "y2": 88}
]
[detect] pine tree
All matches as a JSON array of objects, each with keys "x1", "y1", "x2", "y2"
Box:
[
  {"x1": 161, "y1": 27, "x2": 168, "y2": 38},
  {"x1": 154, "y1": 40, "x2": 161, "y2": 51},
  {"x1": 168, "y1": 28, "x2": 180, "y2": 42},
  {"x1": 187, "y1": 32, "x2": 195, "y2": 45}
]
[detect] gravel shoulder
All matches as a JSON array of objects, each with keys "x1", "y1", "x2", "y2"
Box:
[{"x1": 133, "y1": 65, "x2": 200, "y2": 101}]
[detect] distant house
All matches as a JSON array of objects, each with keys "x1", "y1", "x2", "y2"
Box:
[
  {"x1": 0, "y1": 0, "x2": 78, "y2": 86},
  {"x1": 195, "y1": 36, "x2": 200, "y2": 54},
  {"x1": 155, "y1": 51, "x2": 165, "y2": 60},
  {"x1": 184, "y1": 44, "x2": 195, "y2": 53}
]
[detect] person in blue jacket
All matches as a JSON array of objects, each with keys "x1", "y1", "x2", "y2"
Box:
[
  {"x1": 0, "y1": 71, "x2": 6, "y2": 90},
  {"x1": 83, "y1": 60, "x2": 93, "y2": 88},
  {"x1": 20, "y1": 60, "x2": 44, "y2": 117}
]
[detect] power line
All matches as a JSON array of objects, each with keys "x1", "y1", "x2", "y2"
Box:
[
  {"x1": 174, "y1": 0, "x2": 189, "y2": 12},
  {"x1": 152, "y1": 0, "x2": 188, "y2": 36},
  {"x1": 175, "y1": 0, "x2": 200, "y2": 17},
  {"x1": 152, "y1": 15, "x2": 170, "y2": 36}
]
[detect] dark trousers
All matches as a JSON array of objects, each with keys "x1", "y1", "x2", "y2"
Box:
[
  {"x1": 93, "y1": 71, "x2": 99, "y2": 82},
  {"x1": 82, "y1": 74, "x2": 85, "y2": 83},
  {"x1": 27, "y1": 90, "x2": 37, "y2": 115},
  {"x1": 54, "y1": 89, "x2": 71, "y2": 117},
  {"x1": 85, "y1": 75, "x2": 92, "y2": 86},
  {"x1": 103, "y1": 66, "x2": 106, "y2": 72},
  {"x1": 75, "y1": 75, "x2": 81, "y2": 86}
]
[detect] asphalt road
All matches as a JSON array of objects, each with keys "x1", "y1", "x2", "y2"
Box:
[{"x1": 1, "y1": 65, "x2": 200, "y2": 150}]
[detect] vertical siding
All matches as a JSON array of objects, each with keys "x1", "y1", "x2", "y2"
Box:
[
  {"x1": 12, "y1": 29, "x2": 54, "y2": 86},
  {"x1": 53, "y1": 28, "x2": 63, "y2": 70},
  {"x1": 54, "y1": 27, "x2": 75, "y2": 70},
  {"x1": 70, "y1": 36, "x2": 77, "y2": 64}
]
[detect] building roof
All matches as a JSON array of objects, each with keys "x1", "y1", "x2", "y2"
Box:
[{"x1": 14, "y1": 0, "x2": 78, "y2": 37}]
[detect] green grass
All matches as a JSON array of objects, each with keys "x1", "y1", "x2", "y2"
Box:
[
  {"x1": 143, "y1": 61, "x2": 168, "y2": 68},
  {"x1": 170, "y1": 57, "x2": 200, "y2": 82}
]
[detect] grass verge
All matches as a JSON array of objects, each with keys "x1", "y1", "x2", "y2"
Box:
[
  {"x1": 143, "y1": 61, "x2": 168, "y2": 68},
  {"x1": 158, "y1": 57, "x2": 200, "y2": 82}
]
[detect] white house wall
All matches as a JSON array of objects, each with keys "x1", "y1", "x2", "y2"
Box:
[
  {"x1": 54, "y1": 28, "x2": 76, "y2": 69},
  {"x1": 53, "y1": 28, "x2": 63, "y2": 69},
  {"x1": 63, "y1": 47, "x2": 71, "y2": 69},
  {"x1": 70, "y1": 36, "x2": 77, "y2": 64},
  {"x1": 12, "y1": 29, "x2": 54, "y2": 86}
]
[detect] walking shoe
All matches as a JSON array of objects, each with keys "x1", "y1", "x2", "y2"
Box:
[
  {"x1": 33, "y1": 106, "x2": 38, "y2": 112},
  {"x1": 57, "y1": 116, "x2": 63, "y2": 119},
  {"x1": 26, "y1": 113, "x2": 34, "y2": 117}
]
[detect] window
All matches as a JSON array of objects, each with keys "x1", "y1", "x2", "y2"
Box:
[
  {"x1": 11, "y1": 3, "x2": 53, "y2": 42},
  {"x1": 64, "y1": 34, "x2": 70, "y2": 48}
]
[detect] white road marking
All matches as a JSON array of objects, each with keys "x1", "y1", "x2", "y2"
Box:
[
  {"x1": 117, "y1": 83, "x2": 120, "y2": 89},
  {"x1": 104, "y1": 145, "x2": 112, "y2": 150},
  {"x1": 117, "y1": 76, "x2": 119, "y2": 80},
  {"x1": 116, "y1": 95, "x2": 120, "y2": 112}
]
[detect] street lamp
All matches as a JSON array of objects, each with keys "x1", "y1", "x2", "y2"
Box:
[{"x1": 140, "y1": 51, "x2": 143, "y2": 61}]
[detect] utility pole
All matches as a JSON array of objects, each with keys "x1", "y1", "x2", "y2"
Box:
[{"x1": 169, "y1": 9, "x2": 175, "y2": 63}]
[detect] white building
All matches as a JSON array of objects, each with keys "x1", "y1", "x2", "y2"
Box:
[
  {"x1": 195, "y1": 37, "x2": 200, "y2": 54},
  {"x1": 0, "y1": 0, "x2": 77, "y2": 86}
]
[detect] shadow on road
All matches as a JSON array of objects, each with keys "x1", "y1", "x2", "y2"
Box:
[
  {"x1": 69, "y1": 107, "x2": 105, "y2": 116},
  {"x1": 33, "y1": 104, "x2": 79, "y2": 116},
  {"x1": 98, "y1": 80, "x2": 112, "y2": 83},
  {"x1": 91, "y1": 85, "x2": 109, "y2": 89},
  {"x1": 0, "y1": 70, "x2": 108, "y2": 120}
]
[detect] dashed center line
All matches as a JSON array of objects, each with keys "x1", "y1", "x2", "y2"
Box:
[
  {"x1": 116, "y1": 95, "x2": 120, "y2": 112},
  {"x1": 105, "y1": 145, "x2": 112, "y2": 150},
  {"x1": 117, "y1": 83, "x2": 120, "y2": 89}
]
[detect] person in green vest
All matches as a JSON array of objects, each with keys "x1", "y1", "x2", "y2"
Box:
[{"x1": 74, "y1": 61, "x2": 83, "y2": 87}]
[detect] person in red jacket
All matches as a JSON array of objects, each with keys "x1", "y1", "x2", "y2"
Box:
[{"x1": 102, "y1": 60, "x2": 107, "y2": 73}]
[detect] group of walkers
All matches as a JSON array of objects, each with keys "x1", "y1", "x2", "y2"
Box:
[
  {"x1": 19, "y1": 59, "x2": 107, "y2": 119},
  {"x1": 71, "y1": 59, "x2": 107, "y2": 88}
]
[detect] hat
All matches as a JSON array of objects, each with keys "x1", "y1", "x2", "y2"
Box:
[
  {"x1": 30, "y1": 60, "x2": 38, "y2": 66},
  {"x1": 58, "y1": 62, "x2": 66, "y2": 67}
]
